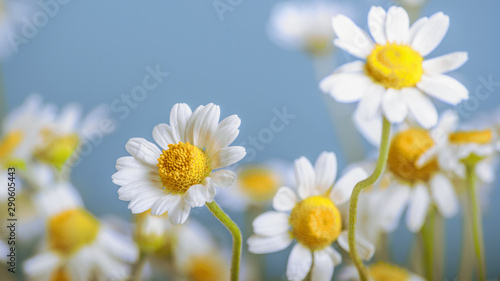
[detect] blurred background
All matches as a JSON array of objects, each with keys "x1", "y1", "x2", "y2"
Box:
[{"x1": 3, "y1": 0, "x2": 500, "y2": 279}]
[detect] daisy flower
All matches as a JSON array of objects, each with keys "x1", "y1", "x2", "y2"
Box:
[
  {"x1": 112, "y1": 103, "x2": 246, "y2": 224},
  {"x1": 339, "y1": 262, "x2": 424, "y2": 281},
  {"x1": 247, "y1": 152, "x2": 373, "y2": 281},
  {"x1": 23, "y1": 186, "x2": 138, "y2": 281},
  {"x1": 268, "y1": 1, "x2": 346, "y2": 55},
  {"x1": 0, "y1": 0, "x2": 34, "y2": 59},
  {"x1": 133, "y1": 210, "x2": 173, "y2": 254},
  {"x1": 320, "y1": 6, "x2": 468, "y2": 128}
]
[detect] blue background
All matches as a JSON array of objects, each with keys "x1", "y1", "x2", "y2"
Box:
[{"x1": 4, "y1": 0, "x2": 500, "y2": 279}]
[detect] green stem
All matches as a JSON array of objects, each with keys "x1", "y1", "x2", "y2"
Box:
[
  {"x1": 466, "y1": 164, "x2": 486, "y2": 281},
  {"x1": 131, "y1": 251, "x2": 148, "y2": 281},
  {"x1": 348, "y1": 117, "x2": 391, "y2": 281},
  {"x1": 421, "y1": 206, "x2": 435, "y2": 281},
  {"x1": 206, "y1": 201, "x2": 242, "y2": 281},
  {"x1": 459, "y1": 186, "x2": 474, "y2": 281}
]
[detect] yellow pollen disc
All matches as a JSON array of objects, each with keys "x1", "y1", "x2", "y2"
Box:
[
  {"x1": 449, "y1": 129, "x2": 493, "y2": 145},
  {"x1": 0, "y1": 130, "x2": 24, "y2": 160},
  {"x1": 388, "y1": 128, "x2": 438, "y2": 183},
  {"x1": 368, "y1": 262, "x2": 411, "y2": 281},
  {"x1": 50, "y1": 268, "x2": 71, "y2": 281},
  {"x1": 187, "y1": 255, "x2": 226, "y2": 281},
  {"x1": 157, "y1": 142, "x2": 211, "y2": 194},
  {"x1": 48, "y1": 209, "x2": 100, "y2": 255},
  {"x1": 289, "y1": 196, "x2": 342, "y2": 250},
  {"x1": 35, "y1": 129, "x2": 79, "y2": 170},
  {"x1": 237, "y1": 167, "x2": 280, "y2": 201},
  {"x1": 366, "y1": 44, "x2": 423, "y2": 89}
]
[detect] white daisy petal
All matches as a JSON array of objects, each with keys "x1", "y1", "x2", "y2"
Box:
[
  {"x1": 211, "y1": 146, "x2": 246, "y2": 170},
  {"x1": 311, "y1": 248, "x2": 334, "y2": 281},
  {"x1": 368, "y1": 6, "x2": 387, "y2": 45},
  {"x1": 332, "y1": 14, "x2": 374, "y2": 58},
  {"x1": 287, "y1": 243, "x2": 313, "y2": 281},
  {"x1": 356, "y1": 84, "x2": 385, "y2": 120},
  {"x1": 152, "y1": 123, "x2": 177, "y2": 150},
  {"x1": 210, "y1": 169, "x2": 237, "y2": 187},
  {"x1": 402, "y1": 88, "x2": 438, "y2": 129},
  {"x1": 379, "y1": 184, "x2": 411, "y2": 232},
  {"x1": 295, "y1": 157, "x2": 316, "y2": 199},
  {"x1": 150, "y1": 194, "x2": 180, "y2": 216},
  {"x1": 170, "y1": 103, "x2": 192, "y2": 142},
  {"x1": 184, "y1": 184, "x2": 211, "y2": 207},
  {"x1": 314, "y1": 151, "x2": 338, "y2": 195},
  {"x1": 125, "y1": 138, "x2": 161, "y2": 167},
  {"x1": 431, "y1": 173, "x2": 458, "y2": 218},
  {"x1": 409, "y1": 17, "x2": 428, "y2": 44},
  {"x1": 206, "y1": 115, "x2": 241, "y2": 156},
  {"x1": 333, "y1": 60, "x2": 365, "y2": 73},
  {"x1": 185, "y1": 104, "x2": 204, "y2": 144},
  {"x1": 338, "y1": 230, "x2": 375, "y2": 260},
  {"x1": 382, "y1": 89, "x2": 408, "y2": 123},
  {"x1": 418, "y1": 74, "x2": 469, "y2": 105},
  {"x1": 252, "y1": 211, "x2": 290, "y2": 236},
  {"x1": 67, "y1": 247, "x2": 93, "y2": 281},
  {"x1": 320, "y1": 73, "x2": 373, "y2": 103},
  {"x1": 385, "y1": 7, "x2": 410, "y2": 44},
  {"x1": 330, "y1": 167, "x2": 368, "y2": 205},
  {"x1": 411, "y1": 12, "x2": 449, "y2": 56},
  {"x1": 423, "y1": 52, "x2": 468, "y2": 74},
  {"x1": 167, "y1": 198, "x2": 191, "y2": 224},
  {"x1": 193, "y1": 104, "x2": 220, "y2": 149},
  {"x1": 325, "y1": 246, "x2": 342, "y2": 266},
  {"x1": 23, "y1": 252, "x2": 61, "y2": 277},
  {"x1": 476, "y1": 161, "x2": 495, "y2": 183},
  {"x1": 128, "y1": 189, "x2": 167, "y2": 214},
  {"x1": 406, "y1": 184, "x2": 430, "y2": 232},
  {"x1": 273, "y1": 186, "x2": 299, "y2": 211},
  {"x1": 247, "y1": 233, "x2": 293, "y2": 254}
]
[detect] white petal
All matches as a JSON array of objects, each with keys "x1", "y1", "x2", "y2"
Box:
[
  {"x1": 206, "y1": 115, "x2": 241, "y2": 156},
  {"x1": 287, "y1": 243, "x2": 313, "y2": 281},
  {"x1": 210, "y1": 169, "x2": 237, "y2": 187},
  {"x1": 476, "y1": 161, "x2": 495, "y2": 183},
  {"x1": 330, "y1": 167, "x2": 368, "y2": 205},
  {"x1": 125, "y1": 138, "x2": 161, "y2": 167},
  {"x1": 252, "y1": 211, "x2": 290, "y2": 236},
  {"x1": 406, "y1": 184, "x2": 430, "y2": 232},
  {"x1": 320, "y1": 73, "x2": 373, "y2": 103},
  {"x1": 295, "y1": 157, "x2": 316, "y2": 199},
  {"x1": 337, "y1": 230, "x2": 375, "y2": 260},
  {"x1": 67, "y1": 247, "x2": 93, "y2": 281},
  {"x1": 368, "y1": 6, "x2": 387, "y2": 44},
  {"x1": 411, "y1": 12, "x2": 449, "y2": 56},
  {"x1": 152, "y1": 123, "x2": 177, "y2": 150},
  {"x1": 353, "y1": 111, "x2": 383, "y2": 147},
  {"x1": 356, "y1": 84, "x2": 385, "y2": 120},
  {"x1": 167, "y1": 198, "x2": 191, "y2": 224},
  {"x1": 150, "y1": 194, "x2": 179, "y2": 216},
  {"x1": 170, "y1": 103, "x2": 192, "y2": 142},
  {"x1": 379, "y1": 184, "x2": 411, "y2": 232},
  {"x1": 333, "y1": 60, "x2": 365, "y2": 73},
  {"x1": 127, "y1": 189, "x2": 166, "y2": 214},
  {"x1": 332, "y1": 14, "x2": 374, "y2": 58},
  {"x1": 311, "y1": 249, "x2": 334, "y2": 281},
  {"x1": 273, "y1": 186, "x2": 299, "y2": 211},
  {"x1": 431, "y1": 173, "x2": 458, "y2": 218},
  {"x1": 23, "y1": 252, "x2": 61, "y2": 277},
  {"x1": 423, "y1": 52, "x2": 468, "y2": 74},
  {"x1": 409, "y1": 17, "x2": 428, "y2": 44},
  {"x1": 418, "y1": 74, "x2": 469, "y2": 105},
  {"x1": 247, "y1": 233, "x2": 293, "y2": 254},
  {"x1": 382, "y1": 89, "x2": 408, "y2": 123},
  {"x1": 184, "y1": 184, "x2": 211, "y2": 207},
  {"x1": 193, "y1": 104, "x2": 220, "y2": 149},
  {"x1": 385, "y1": 7, "x2": 410, "y2": 44},
  {"x1": 184, "y1": 104, "x2": 204, "y2": 144},
  {"x1": 402, "y1": 88, "x2": 438, "y2": 129},
  {"x1": 210, "y1": 146, "x2": 246, "y2": 169},
  {"x1": 314, "y1": 152, "x2": 338, "y2": 195},
  {"x1": 324, "y1": 246, "x2": 342, "y2": 266}
]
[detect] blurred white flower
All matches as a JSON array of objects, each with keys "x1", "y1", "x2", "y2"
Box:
[
  {"x1": 248, "y1": 152, "x2": 372, "y2": 281},
  {"x1": 339, "y1": 262, "x2": 424, "y2": 281},
  {"x1": 321, "y1": 6, "x2": 468, "y2": 128},
  {"x1": 112, "y1": 103, "x2": 246, "y2": 224},
  {"x1": 0, "y1": 0, "x2": 34, "y2": 59}
]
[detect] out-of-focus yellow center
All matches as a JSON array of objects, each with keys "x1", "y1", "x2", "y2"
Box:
[
  {"x1": 237, "y1": 167, "x2": 280, "y2": 201},
  {"x1": 305, "y1": 36, "x2": 331, "y2": 55},
  {"x1": 134, "y1": 210, "x2": 170, "y2": 253},
  {"x1": 187, "y1": 255, "x2": 226, "y2": 281},
  {"x1": 35, "y1": 128, "x2": 79, "y2": 170},
  {"x1": 50, "y1": 268, "x2": 70, "y2": 281},
  {"x1": 366, "y1": 44, "x2": 423, "y2": 89},
  {"x1": 157, "y1": 142, "x2": 211, "y2": 194},
  {"x1": 0, "y1": 130, "x2": 23, "y2": 160},
  {"x1": 449, "y1": 129, "x2": 493, "y2": 145},
  {"x1": 388, "y1": 128, "x2": 438, "y2": 183},
  {"x1": 48, "y1": 209, "x2": 100, "y2": 255},
  {"x1": 368, "y1": 262, "x2": 411, "y2": 281},
  {"x1": 290, "y1": 196, "x2": 342, "y2": 250}
]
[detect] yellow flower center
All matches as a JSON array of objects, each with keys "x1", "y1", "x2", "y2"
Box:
[
  {"x1": 366, "y1": 44, "x2": 423, "y2": 89},
  {"x1": 157, "y1": 142, "x2": 211, "y2": 194},
  {"x1": 449, "y1": 129, "x2": 493, "y2": 145},
  {"x1": 289, "y1": 196, "x2": 342, "y2": 250},
  {"x1": 237, "y1": 167, "x2": 280, "y2": 201},
  {"x1": 48, "y1": 209, "x2": 100, "y2": 255},
  {"x1": 0, "y1": 130, "x2": 24, "y2": 161},
  {"x1": 187, "y1": 255, "x2": 226, "y2": 281},
  {"x1": 388, "y1": 128, "x2": 438, "y2": 183},
  {"x1": 50, "y1": 268, "x2": 70, "y2": 281},
  {"x1": 35, "y1": 128, "x2": 79, "y2": 170},
  {"x1": 368, "y1": 262, "x2": 411, "y2": 281}
]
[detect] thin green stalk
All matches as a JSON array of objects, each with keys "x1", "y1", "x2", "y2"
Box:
[
  {"x1": 131, "y1": 251, "x2": 148, "y2": 281},
  {"x1": 206, "y1": 201, "x2": 242, "y2": 281},
  {"x1": 459, "y1": 188, "x2": 474, "y2": 281},
  {"x1": 421, "y1": 206, "x2": 435, "y2": 281},
  {"x1": 348, "y1": 117, "x2": 391, "y2": 281},
  {"x1": 466, "y1": 164, "x2": 486, "y2": 281}
]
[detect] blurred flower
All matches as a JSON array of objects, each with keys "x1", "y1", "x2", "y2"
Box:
[
  {"x1": 0, "y1": 0, "x2": 34, "y2": 59},
  {"x1": 268, "y1": 1, "x2": 344, "y2": 55},
  {"x1": 23, "y1": 186, "x2": 138, "y2": 281},
  {"x1": 248, "y1": 152, "x2": 372, "y2": 281},
  {"x1": 339, "y1": 262, "x2": 424, "y2": 281},
  {"x1": 113, "y1": 103, "x2": 246, "y2": 224},
  {"x1": 133, "y1": 210, "x2": 173, "y2": 254},
  {"x1": 320, "y1": 6, "x2": 468, "y2": 128}
]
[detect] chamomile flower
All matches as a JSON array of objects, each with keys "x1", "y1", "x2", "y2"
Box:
[
  {"x1": 248, "y1": 152, "x2": 373, "y2": 281},
  {"x1": 339, "y1": 262, "x2": 424, "y2": 281},
  {"x1": 112, "y1": 103, "x2": 246, "y2": 224},
  {"x1": 0, "y1": 0, "x2": 34, "y2": 59},
  {"x1": 133, "y1": 210, "x2": 173, "y2": 254},
  {"x1": 268, "y1": 1, "x2": 345, "y2": 55},
  {"x1": 23, "y1": 186, "x2": 138, "y2": 281},
  {"x1": 320, "y1": 6, "x2": 468, "y2": 128}
]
